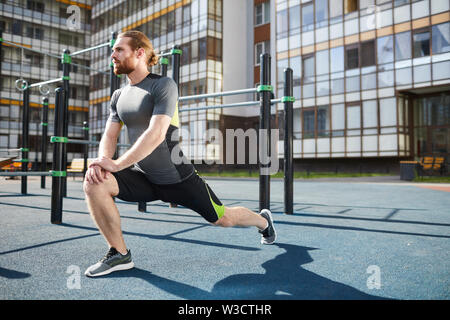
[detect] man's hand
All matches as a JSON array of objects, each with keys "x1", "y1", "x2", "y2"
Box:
[
  {"x1": 89, "y1": 156, "x2": 121, "y2": 173},
  {"x1": 84, "y1": 164, "x2": 110, "y2": 185}
]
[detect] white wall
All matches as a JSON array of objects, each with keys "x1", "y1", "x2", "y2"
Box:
[{"x1": 222, "y1": 0, "x2": 254, "y2": 117}]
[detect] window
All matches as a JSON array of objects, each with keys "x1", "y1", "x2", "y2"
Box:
[
  {"x1": 413, "y1": 29, "x2": 430, "y2": 58},
  {"x1": 12, "y1": 21, "x2": 22, "y2": 36},
  {"x1": 26, "y1": 26, "x2": 44, "y2": 40},
  {"x1": 330, "y1": 46, "x2": 344, "y2": 72},
  {"x1": 255, "y1": 1, "x2": 270, "y2": 26},
  {"x1": 345, "y1": 45, "x2": 359, "y2": 69},
  {"x1": 344, "y1": 0, "x2": 358, "y2": 14},
  {"x1": 317, "y1": 105, "x2": 330, "y2": 137},
  {"x1": 302, "y1": 109, "x2": 315, "y2": 139},
  {"x1": 329, "y1": 0, "x2": 343, "y2": 22},
  {"x1": 377, "y1": 36, "x2": 393, "y2": 64},
  {"x1": 432, "y1": 23, "x2": 450, "y2": 55},
  {"x1": 315, "y1": 0, "x2": 328, "y2": 27},
  {"x1": 27, "y1": 0, "x2": 44, "y2": 13},
  {"x1": 347, "y1": 103, "x2": 361, "y2": 134},
  {"x1": 302, "y1": 3, "x2": 314, "y2": 31},
  {"x1": 316, "y1": 50, "x2": 329, "y2": 75},
  {"x1": 395, "y1": 31, "x2": 411, "y2": 60},
  {"x1": 255, "y1": 41, "x2": 270, "y2": 65},
  {"x1": 361, "y1": 40, "x2": 375, "y2": 67},
  {"x1": 277, "y1": 9, "x2": 288, "y2": 38},
  {"x1": 332, "y1": 104, "x2": 345, "y2": 136},
  {"x1": 289, "y1": 5, "x2": 301, "y2": 34},
  {"x1": 302, "y1": 55, "x2": 315, "y2": 83}
]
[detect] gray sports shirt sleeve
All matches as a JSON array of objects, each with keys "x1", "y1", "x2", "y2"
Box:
[
  {"x1": 108, "y1": 89, "x2": 122, "y2": 123},
  {"x1": 152, "y1": 77, "x2": 178, "y2": 117}
]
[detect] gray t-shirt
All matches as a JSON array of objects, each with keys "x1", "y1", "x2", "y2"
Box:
[{"x1": 109, "y1": 73, "x2": 194, "y2": 184}]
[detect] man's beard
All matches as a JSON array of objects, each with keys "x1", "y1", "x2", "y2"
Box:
[{"x1": 113, "y1": 58, "x2": 135, "y2": 75}]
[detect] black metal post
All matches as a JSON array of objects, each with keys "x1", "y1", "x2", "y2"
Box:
[
  {"x1": 283, "y1": 68, "x2": 294, "y2": 215},
  {"x1": 160, "y1": 57, "x2": 168, "y2": 77},
  {"x1": 171, "y1": 45, "x2": 181, "y2": 89},
  {"x1": 62, "y1": 49, "x2": 71, "y2": 197},
  {"x1": 0, "y1": 30, "x2": 3, "y2": 73},
  {"x1": 51, "y1": 88, "x2": 65, "y2": 224},
  {"x1": 259, "y1": 53, "x2": 271, "y2": 212},
  {"x1": 21, "y1": 87, "x2": 30, "y2": 194},
  {"x1": 40, "y1": 97, "x2": 49, "y2": 189},
  {"x1": 110, "y1": 31, "x2": 118, "y2": 97},
  {"x1": 83, "y1": 121, "x2": 89, "y2": 178}
]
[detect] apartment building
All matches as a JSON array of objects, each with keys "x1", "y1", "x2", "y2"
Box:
[
  {"x1": 273, "y1": 0, "x2": 449, "y2": 172},
  {"x1": 0, "y1": 0, "x2": 92, "y2": 163}
]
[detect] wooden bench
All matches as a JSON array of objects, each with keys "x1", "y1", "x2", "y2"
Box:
[
  {"x1": 418, "y1": 156, "x2": 446, "y2": 176},
  {"x1": 67, "y1": 158, "x2": 94, "y2": 178},
  {"x1": 1, "y1": 160, "x2": 32, "y2": 171}
]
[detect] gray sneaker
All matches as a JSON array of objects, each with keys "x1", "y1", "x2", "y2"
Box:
[
  {"x1": 259, "y1": 209, "x2": 276, "y2": 244},
  {"x1": 85, "y1": 247, "x2": 134, "y2": 277}
]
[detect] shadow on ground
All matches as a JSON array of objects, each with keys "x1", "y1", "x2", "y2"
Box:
[{"x1": 104, "y1": 243, "x2": 390, "y2": 300}]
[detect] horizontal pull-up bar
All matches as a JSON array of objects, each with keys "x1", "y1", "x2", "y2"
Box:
[
  {"x1": 179, "y1": 88, "x2": 257, "y2": 102},
  {"x1": 178, "y1": 98, "x2": 283, "y2": 113},
  {"x1": 28, "y1": 77, "x2": 62, "y2": 89},
  {"x1": 70, "y1": 42, "x2": 110, "y2": 57},
  {"x1": 0, "y1": 171, "x2": 53, "y2": 177}
]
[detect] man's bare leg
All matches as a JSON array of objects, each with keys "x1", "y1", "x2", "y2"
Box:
[
  {"x1": 215, "y1": 206, "x2": 268, "y2": 230},
  {"x1": 83, "y1": 175, "x2": 128, "y2": 255}
]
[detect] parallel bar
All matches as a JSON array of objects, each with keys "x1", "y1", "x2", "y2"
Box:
[
  {"x1": 178, "y1": 98, "x2": 281, "y2": 113},
  {"x1": 158, "y1": 51, "x2": 172, "y2": 57},
  {"x1": 66, "y1": 139, "x2": 130, "y2": 148},
  {"x1": 70, "y1": 42, "x2": 110, "y2": 57},
  {"x1": 28, "y1": 77, "x2": 62, "y2": 89},
  {"x1": 179, "y1": 100, "x2": 259, "y2": 113},
  {"x1": 0, "y1": 171, "x2": 52, "y2": 177},
  {"x1": 179, "y1": 88, "x2": 257, "y2": 102}
]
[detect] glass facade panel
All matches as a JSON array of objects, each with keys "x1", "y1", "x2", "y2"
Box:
[
  {"x1": 363, "y1": 100, "x2": 378, "y2": 128},
  {"x1": 329, "y1": 0, "x2": 343, "y2": 23},
  {"x1": 362, "y1": 73, "x2": 377, "y2": 90},
  {"x1": 379, "y1": 98, "x2": 397, "y2": 127},
  {"x1": 331, "y1": 78, "x2": 345, "y2": 94},
  {"x1": 302, "y1": 3, "x2": 314, "y2": 31},
  {"x1": 395, "y1": 31, "x2": 412, "y2": 60},
  {"x1": 413, "y1": 30, "x2": 431, "y2": 58},
  {"x1": 316, "y1": 50, "x2": 329, "y2": 75},
  {"x1": 289, "y1": 5, "x2": 301, "y2": 35},
  {"x1": 277, "y1": 9, "x2": 288, "y2": 38},
  {"x1": 316, "y1": 0, "x2": 329, "y2": 27},
  {"x1": 347, "y1": 105, "x2": 361, "y2": 129},
  {"x1": 303, "y1": 109, "x2": 315, "y2": 139},
  {"x1": 330, "y1": 46, "x2": 345, "y2": 72},
  {"x1": 377, "y1": 35, "x2": 394, "y2": 64},
  {"x1": 432, "y1": 22, "x2": 450, "y2": 54},
  {"x1": 318, "y1": 105, "x2": 330, "y2": 136},
  {"x1": 303, "y1": 55, "x2": 315, "y2": 83}
]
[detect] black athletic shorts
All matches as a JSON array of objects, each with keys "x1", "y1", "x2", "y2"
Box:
[{"x1": 111, "y1": 168, "x2": 224, "y2": 223}]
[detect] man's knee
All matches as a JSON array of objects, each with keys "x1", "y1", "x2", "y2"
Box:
[
  {"x1": 83, "y1": 177, "x2": 117, "y2": 198},
  {"x1": 214, "y1": 209, "x2": 234, "y2": 227}
]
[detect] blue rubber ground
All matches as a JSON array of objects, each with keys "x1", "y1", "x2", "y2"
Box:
[{"x1": 0, "y1": 176, "x2": 449, "y2": 300}]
